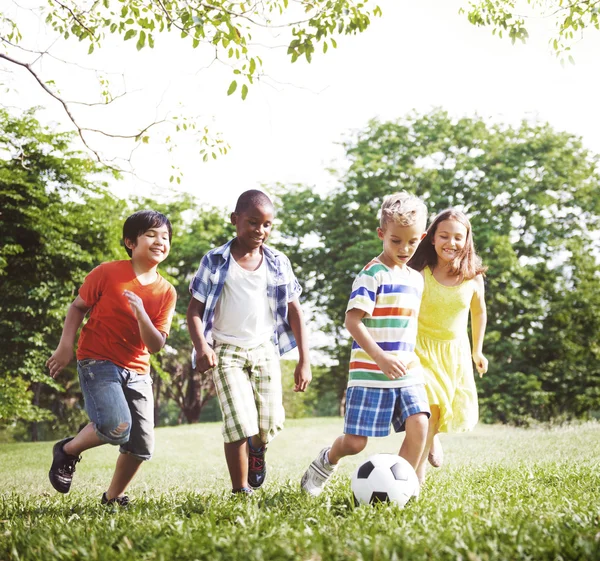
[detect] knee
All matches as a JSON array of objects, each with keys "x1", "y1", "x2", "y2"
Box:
[
  {"x1": 97, "y1": 420, "x2": 131, "y2": 445},
  {"x1": 408, "y1": 413, "x2": 429, "y2": 436},
  {"x1": 344, "y1": 435, "x2": 368, "y2": 455}
]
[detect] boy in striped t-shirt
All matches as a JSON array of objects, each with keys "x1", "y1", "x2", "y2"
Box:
[{"x1": 301, "y1": 192, "x2": 430, "y2": 496}]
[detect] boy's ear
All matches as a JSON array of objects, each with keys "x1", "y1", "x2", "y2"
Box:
[
  {"x1": 377, "y1": 227, "x2": 385, "y2": 241},
  {"x1": 230, "y1": 212, "x2": 238, "y2": 225},
  {"x1": 123, "y1": 237, "x2": 136, "y2": 250}
]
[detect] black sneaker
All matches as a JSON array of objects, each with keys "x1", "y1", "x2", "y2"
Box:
[
  {"x1": 247, "y1": 438, "x2": 267, "y2": 489},
  {"x1": 101, "y1": 492, "x2": 130, "y2": 507},
  {"x1": 231, "y1": 487, "x2": 254, "y2": 496},
  {"x1": 48, "y1": 437, "x2": 81, "y2": 494}
]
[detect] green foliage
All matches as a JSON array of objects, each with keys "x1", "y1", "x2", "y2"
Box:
[
  {"x1": 463, "y1": 0, "x2": 600, "y2": 60},
  {"x1": 1, "y1": 420, "x2": 599, "y2": 559},
  {"x1": 276, "y1": 109, "x2": 600, "y2": 423},
  {"x1": 0, "y1": 107, "x2": 126, "y2": 425},
  {"x1": 17, "y1": 0, "x2": 380, "y2": 100}
]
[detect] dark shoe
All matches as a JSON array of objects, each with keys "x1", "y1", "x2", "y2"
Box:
[
  {"x1": 231, "y1": 487, "x2": 254, "y2": 496},
  {"x1": 247, "y1": 437, "x2": 267, "y2": 489},
  {"x1": 49, "y1": 437, "x2": 81, "y2": 494},
  {"x1": 101, "y1": 492, "x2": 130, "y2": 507}
]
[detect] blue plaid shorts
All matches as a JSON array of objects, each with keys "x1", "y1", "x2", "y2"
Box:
[{"x1": 344, "y1": 384, "x2": 430, "y2": 437}]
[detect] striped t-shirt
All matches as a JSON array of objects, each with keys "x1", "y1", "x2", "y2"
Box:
[{"x1": 346, "y1": 258, "x2": 424, "y2": 388}]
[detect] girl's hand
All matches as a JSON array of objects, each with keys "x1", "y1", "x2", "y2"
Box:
[
  {"x1": 46, "y1": 345, "x2": 73, "y2": 379},
  {"x1": 377, "y1": 353, "x2": 408, "y2": 380},
  {"x1": 472, "y1": 351, "x2": 488, "y2": 377},
  {"x1": 123, "y1": 290, "x2": 148, "y2": 322}
]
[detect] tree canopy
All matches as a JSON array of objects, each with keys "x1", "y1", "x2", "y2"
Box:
[
  {"x1": 0, "y1": 0, "x2": 379, "y2": 167},
  {"x1": 276, "y1": 109, "x2": 600, "y2": 423}
]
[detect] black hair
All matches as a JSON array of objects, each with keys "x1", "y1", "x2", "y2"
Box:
[
  {"x1": 234, "y1": 190, "x2": 273, "y2": 214},
  {"x1": 122, "y1": 210, "x2": 172, "y2": 257}
]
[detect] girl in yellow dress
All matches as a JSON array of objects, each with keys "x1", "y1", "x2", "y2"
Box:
[{"x1": 408, "y1": 209, "x2": 488, "y2": 483}]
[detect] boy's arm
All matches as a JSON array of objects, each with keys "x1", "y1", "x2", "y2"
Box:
[
  {"x1": 186, "y1": 297, "x2": 217, "y2": 373},
  {"x1": 46, "y1": 296, "x2": 90, "y2": 379},
  {"x1": 123, "y1": 290, "x2": 167, "y2": 354},
  {"x1": 470, "y1": 275, "x2": 488, "y2": 377},
  {"x1": 287, "y1": 298, "x2": 312, "y2": 392},
  {"x1": 345, "y1": 308, "x2": 409, "y2": 380}
]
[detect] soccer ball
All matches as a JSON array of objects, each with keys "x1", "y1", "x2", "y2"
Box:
[{"x1": 351, "y1": 453, "x2": 419, "y2": 507}]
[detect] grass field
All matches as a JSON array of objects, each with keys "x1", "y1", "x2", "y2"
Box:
[{"x1": 1, "y1": 418, "x2": 599, "y2": 560}]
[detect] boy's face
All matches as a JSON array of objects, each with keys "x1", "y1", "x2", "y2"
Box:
[
  {"x1": 126, "y1": 225, "x2": 171, "y2": 266},
  {"x1": 231, "y1": 203, "x2": 274, "y2": 250},
  {"x1": 377, "y1": 220, "x2": 426, "y2": 269}
]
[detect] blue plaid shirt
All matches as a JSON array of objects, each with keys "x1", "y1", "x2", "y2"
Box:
[{"x1": 189, "y1": 239, "x2": 302, "y2": 356}]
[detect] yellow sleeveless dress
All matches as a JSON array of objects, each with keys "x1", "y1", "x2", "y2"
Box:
[{"x1": 416, "y1": 267, "x2": 478, "y2": 433}]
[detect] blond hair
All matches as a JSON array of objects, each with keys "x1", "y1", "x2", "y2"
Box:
[{"x1": 380, "y1": 192, "x2": 427, "y2": 229}]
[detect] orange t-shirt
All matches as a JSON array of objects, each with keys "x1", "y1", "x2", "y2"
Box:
[{"x1": 76, "y1": 260, "x2": 177, "y2": 374}]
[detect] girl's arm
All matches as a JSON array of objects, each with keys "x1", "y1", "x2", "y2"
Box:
[
  {"x1": 123, "y1": 290, "x2": 166, "y2": 353},
  {"x1": 470, "y1": 275, "x2": 488, "y2": 377}
]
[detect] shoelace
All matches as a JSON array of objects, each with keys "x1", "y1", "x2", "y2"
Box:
[
  {"x1": 249, "y1": 455, "x2": 264, "y2": 471},
  {"x1": 59, "y1": 457, "x2": 80, "y2": 475}
]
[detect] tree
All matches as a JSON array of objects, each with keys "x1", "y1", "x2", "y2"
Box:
[
  {"x1": 1, "y1": 0, "x2": 380, "y2": 168},
  {"x1": 276, "y1": 109, "x2": 600, "y2": 422},
  {"x1": 463, "y1": 0, "x2": 600, "y2": 60},
  {"x1": 0, "y1": 107, "x2": 126, "y2": 432}
]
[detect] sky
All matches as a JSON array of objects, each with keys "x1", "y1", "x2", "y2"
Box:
[{"x1": 3, "y1": 0, "x2": 600, "y2": 212}]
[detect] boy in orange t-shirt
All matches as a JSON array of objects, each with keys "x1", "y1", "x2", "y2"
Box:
[{"x1": 46, "y1": 210, "x2": 176, "y2": 506}]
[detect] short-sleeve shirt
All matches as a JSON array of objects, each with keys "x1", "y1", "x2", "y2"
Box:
[
  {"x1": 77, "y1": 260, "x2": 177, "y2": 374},
  {"x1": 189, "y1": 239, "x2": 302, "y2": 356},
  {"x1": 346, "y1": 258, "x2": 424, "y2": 388}
]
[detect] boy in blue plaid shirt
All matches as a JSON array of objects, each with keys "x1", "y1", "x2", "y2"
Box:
[{"x1": 187, "y1": 190, "x2": 311, "y2": 494}]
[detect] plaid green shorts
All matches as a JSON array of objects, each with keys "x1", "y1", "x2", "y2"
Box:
[{"x1": 212, "y1": 340, "x2": 285, "y2": 444}]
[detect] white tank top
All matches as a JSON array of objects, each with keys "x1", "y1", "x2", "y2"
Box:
[{"x1": 212, "y1": 256, "x2": 275, "y2": 348}]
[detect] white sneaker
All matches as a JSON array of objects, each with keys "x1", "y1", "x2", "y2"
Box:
[{"x1": 301, "y1": 447, "x2": 338, "y2": 496}]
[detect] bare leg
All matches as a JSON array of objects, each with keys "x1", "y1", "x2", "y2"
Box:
[
  {"x1": 328, "y1": 433, "x2": 368, "y2": 465},
  {"x1": 63, "y1": 422, "x2": 104, "y2": 456},
  {"x1": 399, "y1": 413, "x2": 428, "y2": 470},
  {"x1": 250, "y1": 434, "x2": 265, "y2": 450},
  {"x1": 225, "y1": 439, "x2": 249, "y2": 490},
  {"x1": 105, "y1": 453, "x2": 144, "y2": 499},
  {"x1": 415, "y1": 405, "x2": 440, "y2": 484}
]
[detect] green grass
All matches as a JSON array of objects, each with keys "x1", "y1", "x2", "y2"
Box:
[{"x1": 1, "y1": 419, "x2": 600, "y2": 560}]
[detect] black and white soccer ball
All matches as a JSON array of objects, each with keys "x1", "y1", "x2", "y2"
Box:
[{"x1": 351, "y1": 453, "x2": 419, "y2": 507}]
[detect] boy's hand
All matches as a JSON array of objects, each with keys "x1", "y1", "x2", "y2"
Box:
[
  {"x1": 376, "y1": 353, "x2": 408, "y2": 380},
  {"x1": 196, "y1": 346, "x2": 218, "y2": 374},
  {"x1": 46, "y1": 345, "x2": 73, "y2": 379},
  {"x1": 472, "y1": 352, "x2": 488, "y2": 377},
  {"x1": 123, "y1": 290, "x2": 148, "y2": 321},
  {"x1": 293, "y1": 362, "x2": 312, "y2": 392}
]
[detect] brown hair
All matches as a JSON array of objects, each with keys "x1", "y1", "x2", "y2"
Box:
[{"x1": 408, "y1": 209, "x2": 487, "y2": 280}]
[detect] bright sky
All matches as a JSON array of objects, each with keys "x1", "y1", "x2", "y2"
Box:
[{"x1": 3, "y1": 0, "x2": 600, "y2": 212}]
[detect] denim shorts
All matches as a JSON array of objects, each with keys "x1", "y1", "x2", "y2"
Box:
[
  {"x1": 78, "y1": 359, "x2": 154, "y2": 461},
  {"x1": 344, "y1": 384, "x2": 430, "y2": 437}
]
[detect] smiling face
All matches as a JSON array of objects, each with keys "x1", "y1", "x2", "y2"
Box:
[
  {"x1": 377, "y1": 221, "x2": 426, "y2": 269},
  {"x1": 432, "y1": 218, "x2": 468, "y2": 264},
  {"x1": 231, "y1": 203, "x2": 274, "y2": 251},
  {"x1": 126, "y1": 225, "x2": 171, "y2": 267}
]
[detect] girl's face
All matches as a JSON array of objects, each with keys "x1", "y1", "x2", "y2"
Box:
[{"x1": 432, "y1": 218, "x2": 468, "y2": 264}]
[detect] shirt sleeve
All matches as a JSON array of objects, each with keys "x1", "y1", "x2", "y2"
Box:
[
  {"x1": 346, "y1": 270, "x2": 379, "y2": 316},
  {"x1": 282, "y1": 255, "x2": 302, "y2": 302},
  {"x1": 189, "y1": 254, "x2": 212, "y2": 303},
  {"x1": 153, "y1": 284, "x2": 177, "y2": 336},
  {"x1": 78, "y1": 264, "x2": 105, "y2": 307}
]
